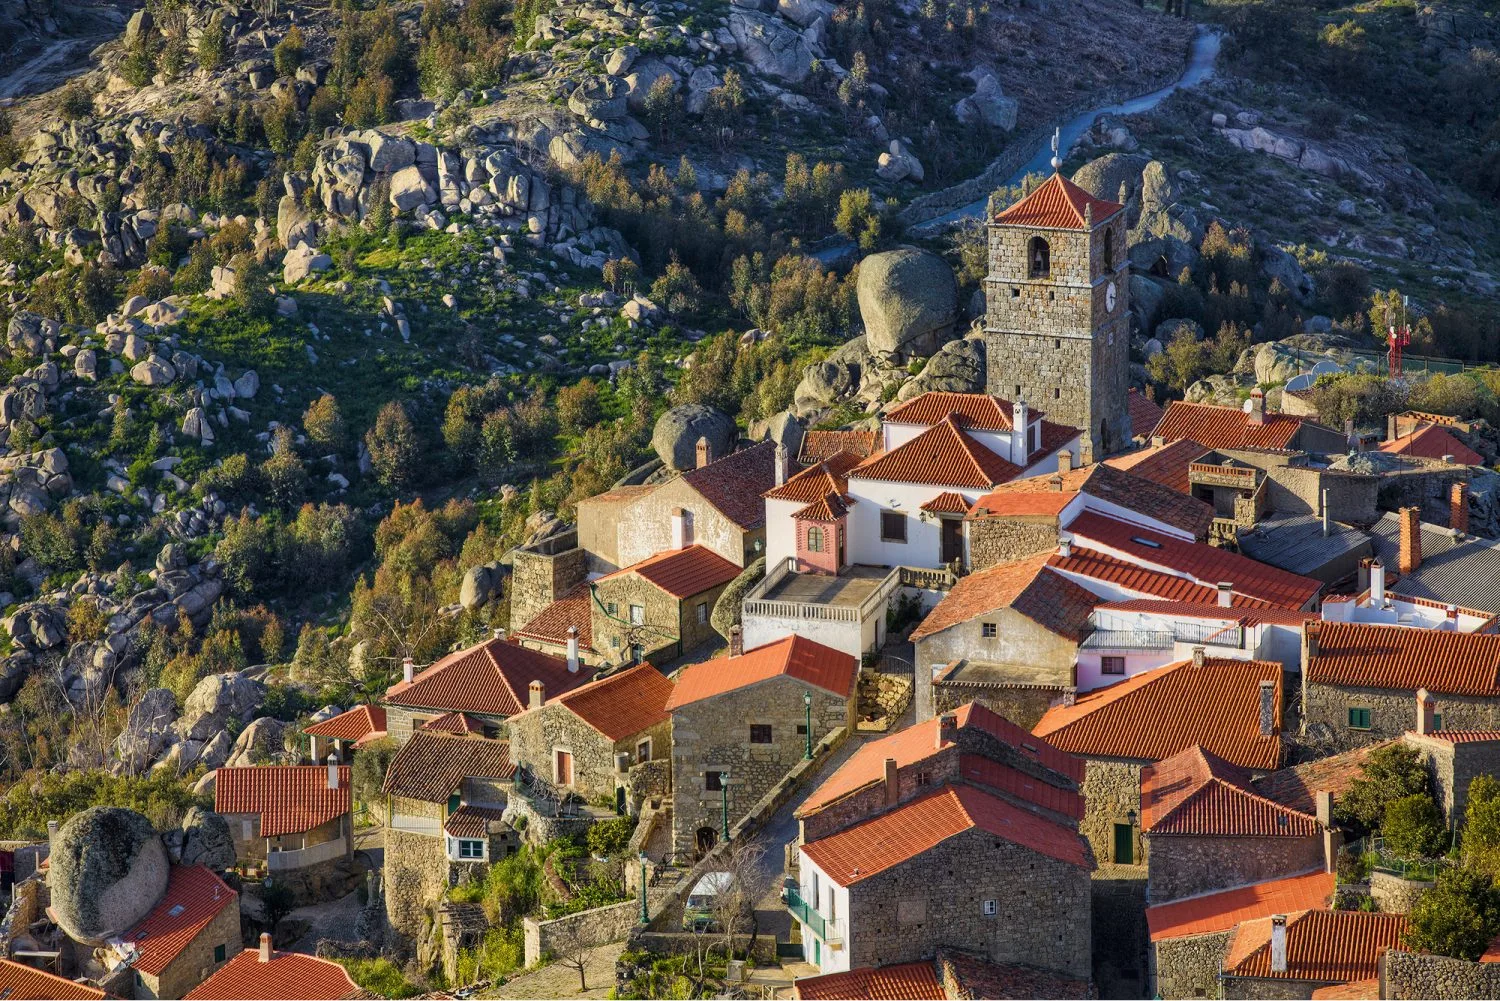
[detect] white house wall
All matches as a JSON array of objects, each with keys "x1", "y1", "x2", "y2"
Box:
[
  {"x1": 846, "y1": 478, "x2": 985, "y2": 568},
  {"x1": 742, "y1": 610, "x2": 866, "y2": 661},
  {"x1": 765, "y1": 497, "x2": 803, "y2": 572},
  {"x1": 796, "y1": 850, "x2": 852, "y2": 974}
]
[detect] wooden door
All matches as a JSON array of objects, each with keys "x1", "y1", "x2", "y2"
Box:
[
  {"x1": 555, "y1": 749, "x2": 573, "y2": 787},
  {"x1": 941, "y1": 517, "x2": 962, "y2": 565}
]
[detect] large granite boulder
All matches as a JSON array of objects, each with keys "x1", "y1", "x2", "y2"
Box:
[
  {"x1": 170, "y1": 808, "x2": 236, "y2": 870},
  {"x1": 857, "y1": 248, "x2": 958, "y2": 360},
  {"x1": 727, "y1": 10, "x2": 818, "y2": 83},
  {"x1": 794, "y1": 335, "x2": 873, "y2": 414},
  {"x1": 177, "y1": 671, "x2": 264, "y2": 742},
  {"x1": 895, "y1": 336, "x2": 986, "y2": 401},
  {"x1": 49, "y1": 807, "x2": 169, "y2": 944},
  {"x1": 1072, "y1": 153, "x2": 1150, "y2": 225},
  {"x1": 652, "y1": 404, "x2": 736, "y2": 471}
]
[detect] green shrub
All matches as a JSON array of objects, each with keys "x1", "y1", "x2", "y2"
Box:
[
  {"x1": 1382, "y1": 794, "x2": 1446, "y2": 860},
  {"x1": 338, "y1": 958, "x2": 419, "y2": 999},
  {"x1": 1407, "y1": 867, "x2": 1500, "y2": 961}
]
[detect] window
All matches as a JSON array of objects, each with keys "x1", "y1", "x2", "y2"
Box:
[
  {"x1": 750, "y1": 724, "x2": 773, "y2": 744},
  {"x1": 1103, "y1": 227, "x2": 1116, "y2": 272},
  {"x1": 606, "y1": 601, "x2": 618, "y2": 615},
  {"x1": 1348, "y1": 708, "x2": 1372, "y2": 730},
  {"x1": 1028, "y1": 236, "x2": 1051, "y2": 278},
  {"x1": 637, "y1": 738, "x2": 652, "y2": 763},
  {"x1": 629, "y1": 604, "x2": 644, "y2": 625},
  {"x1": 880, "y1": 511, "x2": 907, "y2": 543},
  {"x1": 806, "y1": 525, "x2": 824, "y2": 552},
  {"x1": 797, "y1": 724, "x2": 808, "y2": 735},
  {"x1": 696, "y1": 602, "x2": 708, "y2": 624},
  {"x1": 1054, "y1": 388, "x2": 1061, "y2": 399},
  {"x1": 982, "y1": 899, "x2": 997, "y2": 917},
  {"x1": 980, "y1": 622, "x2": 997, "y2": 638},
  {"x1": 1102, "y1": 656, "x2": 1126, "y2": 676},
  {"x1": 1053, "y1": 339, "x2": 1061, "y2": 349},
  {"x1": 1010, "y1": 287, "x2": 1019, "y2": 298},
  {"x1": 214, "y1": 944, "x2": 226, "y2": 963},
  {"x1": 1433, "y1": 713, "x2": 1443, "y2": 732},
  {"x1": 458, "y1": 839, "x2": 485, "y2": 860},
  {"x1": 705, "y1": 770, "x2": 724, "y2": 792}
]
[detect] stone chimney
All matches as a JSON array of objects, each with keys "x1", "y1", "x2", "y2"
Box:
[
  {"x1": 1270, "y1": 915, "x2": 1288, "y2": 973},
  {"x1": 936, "y1": 713, "x2": 959, "y2": 748},
  {"x1": 1012, "y1": 399, "x2": 1030, "y2": 466},
  {"x1": 729, "y1": 624, "x2": 743, "y2": 657},
  {"x1": 1049, "y1": 473, "x2": 1065, "y2": 492},
  {"x1": 566, "y1": 626, "x2": 580, "y2": 673},
  {"x1": 1315, "y1": 790, "x2": 1333, "y2": 828},
  {"x1": 327, "y1": 752, "x2": 339, "y2": 790},
  {"x1": 1259, "y1": 679, "x2": 1276, "y2": 737},
  {"x1": 1060, "y1": 688, "x2": 1077, "y2": 707},
  {"x1": 1058, "y1": 450, "x2": 1073, "y2": 474},
  {"x1": 1324, "y1": 827, "x2": 1343, "y2": 875},
  {"x1": 1305, "y1": 619, "x2": 1320, "y2": 659},
  {"x1": 1416, "y1": 688, "x2": 1435, "y2": 735},
  {"x1": 775, "y1": 442, "x2": 788, "y2": 487},
  {"x1": 1191, "y1": 646, "x2": 1206, "y2": 668},
  {"x1": 1248, "y1": 388, "x2": 1266, "y2": 425},
  {"x1": 402, "y1": 656, "x2": 414, "y2": 684},
  {"x1": 1399, "y1": 506, "x2": 1422, "y2": 575},
  {"x1": 529, "y1": 679, "x2": 545, "y2": 709},
  {"x1": 883, "y1": 757, "x2": 899, "y2": 806},
  {"x1": 1452, "y1": 482, "x2": 1469, "y2": 535},
  {"x1": 259, "y1": 932, "x2": 273, "y2": 963},
  {"x1": 1387, "y1": 413, "x2": 1399, "y2": 443},
  {"x1": 671, "y1": 507, "x2": 688, "y2": 550},
  {"x1": 493, "y1": 626, "x2": 507, "y2": 641},
  {"x1": 696, "y1": 436, "x2": 712, "y2": 468},
  {"x1": 1344, "y1": 418, "x2": 1356, "y2": 448},
  {"x1": 1217, "y1": 582, "x2": 1233, "y2": 608},
  {"x1": 1369, "y1": 559, "x2": 1386, "y2": 607}
]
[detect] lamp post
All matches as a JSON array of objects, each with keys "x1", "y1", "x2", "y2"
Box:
[
  {"x1": 638, "y1": 851, "x2": 649, "y2": 924},
  {"x1": 720, "y1": 770, "x2": 732, "y2": 843},
  {"x1": 804, "y1": 691, "x2": 813, "y2": 759}
]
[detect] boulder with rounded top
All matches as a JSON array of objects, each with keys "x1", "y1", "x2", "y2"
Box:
[
  {"x1": 856, "y1": 248, "x2": 958, "y2": 359},
  {"x1": 652, "y1": 404, "x2": 736, "y2": 471},
  {"x1": 49, "y1": 807, "x2": 170, "y2": 944}
]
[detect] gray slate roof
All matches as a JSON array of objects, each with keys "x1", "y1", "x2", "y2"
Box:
[
  {"x1": 1237, "y1": 515, "x2": 1373, "y2": 577},
  {"x1": 1369, "y1": 511, "x2": 1500, "y2": 613}
]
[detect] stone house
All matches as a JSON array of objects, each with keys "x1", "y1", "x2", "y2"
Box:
[
  {"x1": 301, "y1": 705, "x2": 387, "y2": 763},
  {"x1": 512, "y1": 583, "x2": 597, "y2": 666},
  {"x1": 911, "y1": 552, "x2": 1099, "y2": 727},
  {"x1": 1145, "y1": 870, "x2": 1335, "y2": 1000},
  {"x1": 184, "y1": 935, "x2": 360, "y2": 1000},
  {"x1": 793, "y1": 950, "x2": 1092, "y2": 1000},
  {"x1": 1301, "y1": 619, "x2": 1500, "y2": 751},
  {"x1": 1140, "y1": 745, "x2": 1332, "y2": 904},
  {"x1": 213, "y1": 763, "x2": 352, "y2": 872},
  {"x1": 1379, "y1": 419, "x2": 1484, "y2": 466},
  {"x1": 0, "y1": 958, "x2": 105, "y2": 1000},
  {"x1": 1218, "y1": 910, "x2": 1407, "y2": 1000},
  {"x1": 505, "y1": 662, "x2": 673, "y2": 811},
  {"x1": 383, "y1": 635, "x2": 593, "y2": 744},
  {"x1": 1152, "y1": 399, "x2": 1347, "y2": 456},
  {"x1": 104, "y1": 865, "x2": 240, "y2": 1001},
  {"x1": 666, "y1": 635, "x2": 857, "y2": 856},
  {"x1": 588, "y1": 543, "x2": 740, "y2": 666},
  {"x1": 1033, "y1": 654, "x2": 1284, "y2": 867},
  {"x1": 1401, "y1": 723, "x2": 1500, "y2": 829}
]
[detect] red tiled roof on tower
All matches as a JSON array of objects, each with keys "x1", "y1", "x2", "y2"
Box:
[
  {"x1": 514, "y1": 583, "x2": 594, "y2": 652},
  {"x1": 1306, "y1": 620, "x2": 1500, "y2": 696},
  {"x1": 910, "y1": 553, "x2": 1099, "y2": 643},
  {"x1": 385, "y1": 636, "x2": 590, "y2": 717},
  {"x1": 798, "y1": 430, "x2": 879, "y2": 465},
  {"x1": 666, "y1": 635, "x2": 856, "y2": 709},
  {"x1": 302, "y1": 705, "x2": 387, "y2": 747},
  {"x1": 123, "y1": 866, "x2": 237, "y2": 976},
  {"x1": 852, "y1": 415, "x2": 1020, "y2": 489},
  {"x1": 993, "y1": 172, "x2": 1124, "y2": 230},
  {"x1": 794, "y1": 492, "x2": 852, "y2": 521},
  {"x1": 1378, "y1": 424, "x2": 1483, "y2": 465},
  {"x1": 1224, "y1": 910, "x2": 1407, "y2": 983},
  {"x1": 0, "y1": 959, "x2": 104, "y2": 1000},
  {"x1": 1153, "y1": 401, "x2": 1335, "y2": 452},
  {"x1": 595, "y1": 545, "x2": 741, "y2": 599},
  {"x1": 1141, "y1": 745, "x2": 1319, "y2": 837},
  {"x1": 185, "y1": 948, "x2": 360, "y2": 1000},
  {"x1": 548, "y1": 662, "x2": 673, "y2": 741},
  {"x1": 1146, "y1": 870, "x2": 1336, "y2": 942},
  {"x1": 214, "y1": 766, "x2": 350, "y2": 837},
  {"x1": 680, "y1": 440, "x2": 777, "y2": 530}
]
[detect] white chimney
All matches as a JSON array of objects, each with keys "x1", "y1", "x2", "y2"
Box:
[
  {"x1": 1321, "y1": 489, "x2": 1330, "y2": 537},
  {"x1": 775, "y1": 442, "x2": 788, "y2": 486},
  {"x1": 1012, "y1": 399, "x2": 1030, "y2": 466},
  {"x1": 402, "y1": 656, "x2": 414, "y2": 684},
  {"x1": 327, "y1": 752, "x2": 339, "y2": 790},
  {"x1": 1191, "y1": 646, "x2": 1205, "y2": 668},
  {"x1": 1270, "y1": 915, "x2": 1288, "y2": 973},
  {"x1": 1447, "y1": 604, "x2": 1459, "y2": 628},
  {"x1": 566, "y1": 626, "x2": 580, "y2": 673},
  {"x1": 259, "y1": 932, "x2": 272, "y2": 963},
  {"x1": 1369, "y1": 560, "x2": 1386, "y2": 607},
  {"x1": 529, "y1": 679, "x2": 545, "y2": 709},
  {"x1": 1057, "y1": 536, "x2": 1072, "y2": 559},
  {"x1": 492, "y1": 626, "x2": 506, "y2": 640},
  {"x1": 670, "y1": 507, "x2": 688, "y2": 550},
  {"x1": 1217, "y1": 582, "x2": 1233, "y2": 608}
]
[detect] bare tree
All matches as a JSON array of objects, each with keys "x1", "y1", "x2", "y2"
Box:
[
  {"x1": 553, "y1": 919, "x2": 592, "y2": 991},
  {"x1": 712, "y1": 837, "x2": 770, "y2": 968}
]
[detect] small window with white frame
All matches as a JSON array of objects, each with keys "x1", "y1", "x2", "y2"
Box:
[
  {"x1": 1102, "y1": 655, "x2": 1126, "y2": 676},
  {"x1": 457, "y1": 839, "x2": 485, "y2": 861},
  {"x1": 982, "y1": 899, "x2": 997, "y2": 916}
]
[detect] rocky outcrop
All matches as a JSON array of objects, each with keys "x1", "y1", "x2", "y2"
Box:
[
  {"x1": 49, "y1": 807, "x2": 169, "y2": 944},
  {"x1": 727, "y1": 10, "x2": 818, "y2": 82},
  {"x1": 856, "y1": 248, "x2": 958, "y2": 360},
  {"x1": 652, "y1": 404, "x2": 738, "y2": 471},
  {"x1": 168, "y1": 808, "x2": 237, "y2": 871},
  {"x1": 895, "y1": 335, "x2": 985, "y2": 400},
  {"x1": 954, "y1": 70, "x2": 1017, "y2": 131}
]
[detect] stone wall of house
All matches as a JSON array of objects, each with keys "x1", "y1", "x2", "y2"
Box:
[
  {"x1": 1093, "y1": 863, "x2": 1148, "y2": 992},
  {"x1": 914, "y1": 609, "x2": 1077, "y2": 689},
  {"x1": 932, "y1": 681, "x2": 1061, "y2": 730},
  {"x1": 800, "y1": 748, "x2": 964, "y2": 843},
  {"x1": 1257, "y1": 462, "x2": 1377, "y2": 523},
  {"x1": 1370, "y1": 871, "x2": 1432, "y2": 914},
  {"x1": 577, "y1": 494, "x2": 635, "y2": 571},
  {"x1": 1303, "y1": 682, "x2": 1500, "y2": 752},
  {"x1": 522, "y1": 891, "x2": 672, "y2": 967},
  {"x1": 613, "y1": 476, "x2": 758, "y2": 571},
  {"x1": 1375, "y1": 465, "x2": 1471, "y2": 529},
  {"x1": 1384, "y1": 948, "x2": 1500, "y2": 999},
  {"x1": 1220, "y1": 976, "x2": 1322, "y2": 1000},
  {"x1": 1407, "y1": 732, "x2": 1500, "y2": 827},
  {"x1": 1150, "y1": 930, "x2": 1230, "y2": 1000},
  {"x1": 146, "y1": 897, "x2": 239, "y2": 1000},
  {"x1": 508, "y1": 702, "x2": 618, "y2": 802},
  {"x1": 843, "y1": 825, "x2": 1092, "y2": 978},
  {"x1": 384, "y1": 826, "x2": 452, "y2": 943},
  {"x1": 591, "y1": 573, "x2": 729, "y2": 668},
  {"x1": 1145, "y1": 834, "x2": 1325, "y2": 904},
  {"x1": 1081, "y1": 758, "x2": 1145, "y2": 866},
  {"x1": 510, "y1": 538, "x2": 589, "y2": 634},
  {"x1": 670, "y1": 676, "x2": 852, "y2": 855},
  {"x1": 967, "y1": 516, "x2": 1061, "y2": 572}
]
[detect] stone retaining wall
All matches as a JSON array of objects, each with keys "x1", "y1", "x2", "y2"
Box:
[
  {"x1": 523, "y1": 890, "x2": 674, "y2": 967},
  {"x1": 1383, "y1": 948, "x2": 1500, "y2": 999},
  {"x1": 1370, "y1": 870, "x2": 1432, "y2": 914}
]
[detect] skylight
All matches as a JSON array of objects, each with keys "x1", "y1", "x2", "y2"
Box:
[{"x1": 1131, "y1": 537, "x2": 1163, "y2": 549}]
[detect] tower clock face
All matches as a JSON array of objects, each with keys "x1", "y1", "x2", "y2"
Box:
[{"x1": 1106, "y1": 281, "x2": 1117, "y2": 312}]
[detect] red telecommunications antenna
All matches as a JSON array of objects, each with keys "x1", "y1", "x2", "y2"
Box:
[{"x1": 1387, "y1": 294, "x2": 1411, "y2": 378}]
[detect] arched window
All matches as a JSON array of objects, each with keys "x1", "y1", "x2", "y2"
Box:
[
  {"x1": 1102, "y1": 227, "x2": 1115, "y2": 272},
  {"x1": 806, "y1": 526, "x2": 824, "y2": 553},
  {"x1": 1028, "y1": 236, "x2": 1051, "y2": 278}
]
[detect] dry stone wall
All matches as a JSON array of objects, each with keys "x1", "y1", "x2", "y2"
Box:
[{"x1": 1151, "y1": 930, "x2": 1230, "y2": 1000}]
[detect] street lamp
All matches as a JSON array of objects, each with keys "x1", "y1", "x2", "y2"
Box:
[
  {"x1": 804, "y1": 691, "x2": 813, "y2": 759},
  {"x1": 638, "y1": 851, "x2": 649, "y2": 924},
  {"x1": 720, "y1": 770, "x2": 732, "y2": 843}
]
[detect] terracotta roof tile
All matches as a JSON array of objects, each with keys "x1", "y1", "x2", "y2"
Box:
[
  {"x1": 1049, "y1": 546, "x2": 1276, "y2": 608},
  {"x1": 1413, "y1": 729, "x2": 1500, "y2": 743},
  {"x1": 185, "y1": 949, "x2": 360, "y2": 1000},
  {"x1": 793, "y1": 492, "x2": 852, "y2": 521},
  {"x1": 1128, "y1": 388, "x2": 1165, "y2": 439},
  {"x1": 1225, "y1": 911, "x2": 1407, "y2": 982},
  {"x1": 993, "y1": 172, "x2": 1124, "y2": 230},
  {"x1": 1105, "y1": 439, "x2": 1207, "y2": 494},
  {"x1": 1146, "y1": 870, "x2": 1336, "y2": 942},
  {"x1": 214, "y1": 766, "x2": 350, "y2": 837},
  {"x1": 596, "y1": 545, "x2": 741, "y2": 599},
  {"x1": 514, "y1": 584, "x2": 594, "y2": 651},
  {"x1": 383, "y1": 732, "x2": 514, "y2": 803},
  {"x1": 803, "y1": 784, "x2": 1090, "y2": 885},
  {"x1": 680, "y1": 440, "x2": 777, "y2": 530},
  {"x1": 1306, "y1": 620, "x2": 1500, "y2": 696},
  {"x1": 1252, "y1": 742, "x2": 1392, "y2": 816},
  {"x1": 666, "y1": 635, "x2": 856, "y2": 709},
  {"x1": 765, "y1": 451, "x2": 865, "y2": 503},
  {"x1": 1142, "y1": 745, "x2": 1319, "y2": 836},
  {"x1": 886, "y1": 392, "x2": 1025, "y2": 431},
  {"x1": 303, "y1": 706, "x2": 387, "y2": 747},
  {"x1": 385, "y1": 637, "x2": 590, "y2": 717},
  {"x1": 798, "y1": 430, "x2": 879, "y2": 464},
  {"x1": 920, "y1": 491, "x2": 971, "y2": 514},
  {"x1": 122, "y1": 866, "x2": 237, "y2": 977},
  {"x1": 794, "y1": 961, "x2": 944, "y2": 1000},
  {"x1": 421, "y1": 711, "x2": 489, "y2": 735},
  {"x1": 443, "y1": 804, "x2": 507, "y2": 840},
  {"x1": 972, "y1": 463, "x2": 1214, "y2": 538},
  {"x1": 959, "y1": 754, "x2": 1084, "y2": 820},
  {"x1": 1153, "y1": 401, "x2": 1334, "y2": 452},
  {"x1": 0, "y1": 959, "x2": 104, "y2": 999},
  {"x1": 550, "y1": 662, "x2": 673, "y2": 741},
  {"x1": 852, "y1": 416, "x2": 1020, "y2": 489},
  {"x1": 798, "y1": 702, "x2": 1082, "y2": 817},
  {"x1": 1310, "y1": 979, "x2": 1380, "y2": 1000},
  {"x1": 1033, "y1": 657, "x2": 1283, "y2": 770},
  {"x1": 1096, "y1": 599, "x2": 1316, "y2": 627},
  {"x1": 940, "y1": 952, "x2": 1093, "y2": 999},
  {"x1": 1379, "y1": 425, "x2": 1483, "y2": 466},
  {"x1": 967, "y1": 489, "x2": 1079, "y2": 518},
  {"x1": 1068, "y1": 511, "x2": 1322, "y2": 608},
  {"x1": 911, "y1": 554, "x2": 1099, "y2": 642}
]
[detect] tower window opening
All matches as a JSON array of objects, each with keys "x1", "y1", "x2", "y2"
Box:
[{"x1": 1028, "y1": 237, "x2": 1051, "y2": 279}]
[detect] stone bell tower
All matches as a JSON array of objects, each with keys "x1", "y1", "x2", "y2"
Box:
[{"x1": 983, "y1": 153, "x2": 1131, "y2": 462}]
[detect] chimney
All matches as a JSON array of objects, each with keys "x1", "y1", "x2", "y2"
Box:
[
  {"x1": 402, "y1": 656, "x2": 414, "y2": 684},
  {"x1": 670, "y1": 507, "x2": 688, "y2": 550},
  {"x1": 1057, "y1": 537, "x2": 1072, "y2": 559},
  {"x1": 492, "y1": 626, "x2": 506, "y2": 641},
  {"x1": 1049, "y1": 473, "x2": 1064, "y2": 492},
  {"x1": 696, "y1": 436, "x2": 712, "y2": 468},
  {"x1": 1013, "y1": 399, "x2": 1030, "y2": 466},
  {"x1": 729, "y1": 624, "x2": 743, "y2": 657},
  {"x1": 529, "y1": 679, "x2": 545, "y2": 709},
  {"x1": 258, "y1": 932, "x2": 272, "y2": 963},
  {"x1": 1305, "y1": 619, "x2": 1320, "y2": 659},
  {"x1": 1344, "y1": 418, "x2": 1355, "y2": 447},
  {"x1": 1369, "y1": 559, "x2": 1386, "y2": 607},
  {"x1": 566, "y1": 626, "x2": 580, "y2": 672},
  {"x1": 1060, "y1": 688, "x2": 1077, "y2": 707},
  {"x1": 1387, "y1": 413, "x2": 1398, "y2": 443},
  {"x1": 883, "y1": 757, "x2": 899, "y2": 806},
  {"x1": 1416, "y1": 688, "x2": 1435, "y2": 735},
  {"x1": 327, "y1": 752, "x2": 339, "y2": 790},
  {"x1": 1259, "y1": 679, "x2": 1276, "y2": 737},
  {"x1": 46, "y1": 820, "x2": 57, "y2": 847},
  {"x1": 1452, "y1": 482, "x2": 1469, "y2": 535},
  {"x1": 1058, "y1": 450, "x2": 1073, "y2": 474},
  {"x1": 1151, "y1": 435, "x2": 1165, "y2": 448},
  {"x1": 1324, "y1": 827, "x2": 1343, "y2": 875},
  {"x1": 1191, "y1": 646, "x2": 1206, "y2": 668},
  {"x1": 1270, "y1": 915, "x2": 1288, "y2": 974},
  {"x1": 1315, "y1": 790, "x2": 1333, "y2": 828},
  {"x1": 1321, "y1": 489, "x2": 1330, "y2": 537},
  {"x1": 1216, "y1": 582, "x2": 1233, "y2": 608},
  {"x1": 1248, "y1": 388, "x2": 1265, "y2": 425},
  {"x1": 1399, "y1": 506, "x2": 1422, "y2": 575},
  {"x1": 936, "y1": 713, "x2": 958, "y2": 748},
  {"x1": 1443, "y1": 454, "x2": 1455, "y2": 465},
  {"x1": 775, "y1": 442, "x2": 788, "y2": 486}
]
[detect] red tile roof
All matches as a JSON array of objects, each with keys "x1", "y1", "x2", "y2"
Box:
[
  {"x1": 1068, "y1": 511, "x2": 1322, "y2": 608},
  {"x1": 385, "y1": 637, "x2": 590, "y2": 717},
  {"x1": 1310, "y1": 980, "x2": 1380, "y2": 1000},
  {"x1": 920, "y1": 491, "x2": 971, "y2": 514},
  {"x1": 122, "y1": 866, "x2": 237, "y2": 976},
  {"x1": 1306, "y1": 620, "x2": 1500, "y2": 696},
  {"x1": 1033, "y1": 657, "x2": 1283, "y2": 770},
  {"x1": 550, "y1": 662, "x2": 673, "y2": 741},
  {"x1": 514, "y1": 584, "x2": 594, "y2": 651},
  {"x1": 0, "y1": 959, "x2": 104, "y2": 999},
  {"x1": 1224, "y1": 910, "x2": 1407, "y2": 983},
  {"x1": 993, "y1": 171, "x2": 1124, "y2": 230},
  {"x1": 681, "y1": 440, "x2": 777, "y2": 530},
  {"x1": 1379, "y1": 424, "x2": 1483, "y2": 466},
  {"x1": 302, "y1": 705, "x2": 387, "y2": 747},
  {"x1": 1128, "y1": 388, "x2": 1165, "y2": 439},
  {"x1": 1105, "y1": 439, "x2": 1207, "y2": 494},
  {"x1": 422, "y1": 711, "x2": 488, "y2": 735},
  {"x1": 886, "y1": 392, "x2": 1026, "y2": 431},
  {"x1": 938, "y1": 953, "x2": 1093, "y2": 1000},
  {"x1": 802, "y1": 783, "x2": 1090, "y2": 886},
  {"x1": 971, "y1": 463, "x2": 1214, "y2": 538},
  {"x1": 797, "y1": 702, "x2": 1083, "y2": 817},
  {"x1": 793, "y1": 492, "x2": 851, "y2": 521},
  {"x1": 766, "y1": 450, "x2": 864, "y2": 504},
  {"x1": 1141, "y1": 745, "x2": 1319, "y2": 837},
  {"x1": 382, "y1": 732, "x2": 515, "y2": 803},
  {"x1": 795, "y1": 961, "x2": 944, "y2": 1001},
  {"x1": 443, "y1": 804, "x2": 507, "y2": 840},
  {"x1": 1050, "y1": 546, "x2": 1276, "y2": 608},
  {"x1": 1252, "y1": 742, "x2": 1391, "y2": 816},
  {"x1": 1146, "y1": 870, "x2": 1336, "y2": 942},
  {"x1": 1096, "y1": 599, "x2": 1316, "y2": 627},
  {"x1": 214, "y1": 766, "x2": 350, "y2": 837},
  {"x1": 959, "y1": 754, "x2": 1084, "y2": 820},
  {"x1": 910, "y1": 553, "x2": 1099, "y2": 642},
  {"x1": 596, "y1": 544, "x2": 741, "y2": 599},
  {"x1": 1153, "y1": 401, "x2": 1333, "y2": 452},
  {"x1": 1412, "y1": 729, "x2": 1500, "y2": 743},
  {"x1": 185, "y1": 949, "x2": 359, "y2": 1000},
  {"x1": 798, "y1": 430, "x2": 879, "y2": 464},
  {"x1": 968, "y1": 489, "x2": 1078, "y2": 518},
  {"x1": 666, "y1": 635, "x2": 857, "y2": 709},
  {"x1": 852, "y1": 416, "x2": 1019, "y2": 489}
]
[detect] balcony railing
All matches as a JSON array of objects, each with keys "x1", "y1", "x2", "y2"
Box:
[
  {"x1": 1081, "y1": 622, "x2": 1246, "y2": 651},
  {"x1": 267, "y1": 835, "x2": 347, "y2": 871},
  {"x1": 784, "y1": 886, "x2": 841, "y2": 944},
  {"x1": 1188, "y1": 462, "x2": 1260, "y2": 489}
]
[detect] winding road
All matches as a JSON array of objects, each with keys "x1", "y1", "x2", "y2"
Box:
[{"x1": 0, "y1": 35, "x2": 107, "y2": 101}]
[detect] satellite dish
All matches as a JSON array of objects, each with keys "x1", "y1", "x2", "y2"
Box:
[{"x1": 1285, "y1": 373, "x2": 1316, "y2": 392}]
